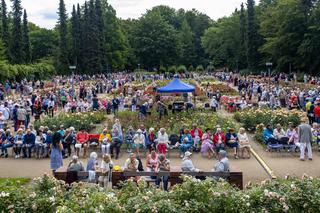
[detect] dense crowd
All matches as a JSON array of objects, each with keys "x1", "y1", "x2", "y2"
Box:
[{"x1": 1, "y1": 71, "x2": 320, "y2": 190}]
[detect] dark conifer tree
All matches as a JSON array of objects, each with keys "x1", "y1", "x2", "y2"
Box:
[
  {"x1": 11, "y1": 0, "x2": 24, "y2": 64},
  {"x1": 1, "y1": 0, "x2": 10, "y2": 59},
  {"x1": 57, "y1": 0, "x2": 69, "y2": 73},
  {"x1": 22, "y1": 9, "x2": 31, "y2": 63}
]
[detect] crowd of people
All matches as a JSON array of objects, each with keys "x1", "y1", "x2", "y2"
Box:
[{"x1": 1, "y1": 70, "x2": 320, "y2": 190}]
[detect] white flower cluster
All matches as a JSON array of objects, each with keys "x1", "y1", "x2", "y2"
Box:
[{"x1": 0, "y1": 191, "x2": 10, "y2": 198}]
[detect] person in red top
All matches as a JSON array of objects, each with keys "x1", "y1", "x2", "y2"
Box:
[
  {"x1": 314, "y1": 103, "x2": 320, "y2": 124},
  {"x1": 213, "y1": 128, "x2": 226, "y2": 154},
  {"x1": 75, "y1": 128, "x2": 89, "y2": 158},
  {"x1": 190, "y1": 124, "x2": 203, "y2": 151}
]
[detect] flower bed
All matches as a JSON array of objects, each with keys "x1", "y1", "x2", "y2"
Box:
[
  {"x1": 1, "y1": 174, "x2": 320, "y2": 212},
  {"x1": 200, "y1": 81, "x2": 238, "y2": 96},
  {"x1": 234, "y1": 108, "x2": 304, "y2": 131},
  {"x1": 110, "y1": 110, "x2": 238, "y2": 134},
  {"x1": 34, "y1": 111, "x2": 106, "y2": 132}
]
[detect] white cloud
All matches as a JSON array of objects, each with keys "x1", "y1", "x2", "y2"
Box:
[{"x1": 20, "y1": 0, "x2": 249, "y2": 29}]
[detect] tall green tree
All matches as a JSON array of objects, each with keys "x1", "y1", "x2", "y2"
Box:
[
  {"x1": 11, "y1": 0, "x2": 24, "y2": 64},
  {"x1": 246, "y1": 0, "x2": 261, "y2": 69},
  {"x1": 239, "y1": 3, "x2": 247, "y2": 68},
  {"x1": 22, "y1": 9, "x2": 31, "y2": 63},
  {"x1": 95, "y1": 0, "x2": 106, "y2": 70},
  {"x1": 70, "y1": 5, "x2": 79, "y2": 68},
  {"x1": 1, "y1": 0, "x2": 10, "y2": 60},
  {"x1": 87, "y1": 0, "x2": 102, "y2": 73},
  {"x1": 178, "y1": 19, "x2": 196, "y2": 66},
  {"x1": 133, "y1": 10, "x2": 178, "y2": 68},
  {"x1": 57, "y1": 0, "x2": 69, "y2": 73}
]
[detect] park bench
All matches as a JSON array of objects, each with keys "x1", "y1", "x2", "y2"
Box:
[{"x1": 54, "y1": 166, "x2": 243, "y2": 189}]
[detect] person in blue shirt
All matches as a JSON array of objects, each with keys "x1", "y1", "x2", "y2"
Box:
[
  {"x1": 110, "y1": 127, "x2": 123, "y2": 159},
  {"x1": 22, "y1": 129, "x2": 36, "y2": 158},
  {"x1": 226, "y1": 128, "x2": 239, "y2": 159},
  {"x1": 263, "y1": 124, "x2": 278, "y2": 144},
  {"x1": 1, "y1": 129, "x2": 14, "y2": 158},
  {"x1": 180, "y1": 129, "x2": 193, "y2": 158}
]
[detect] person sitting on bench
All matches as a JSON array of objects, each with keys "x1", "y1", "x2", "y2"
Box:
[{"x1": 75, "y1": 128, "x2": 89, "y2": 158}]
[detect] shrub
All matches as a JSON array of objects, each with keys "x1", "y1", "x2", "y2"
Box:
[
  {"x1": 177, "y1": 65, "x2": 187, "y2": 73},
  {"x1": 168, "y1": 65, "x2": 177, "y2": 74},
  {"x1": 2, "y1": 174, "x2": 320, "y2": 212},
  {"x1": 159, "y1": 65, "x2": 166, "y2": 73},
  {"x1": 188, "y1": 65, "x2": 194, "y2": 72},
  {"x1": 34, "y1": 111, "x2": 106, "y2": 132},
  {"x1": 234, "y1": 108, "x2": 304, "y2": 131},
  {"x1": 109, "y1": 110, "x2": 238, "y2": 134},
  {"x1": 196, "y1": 65, "x2": 204, "y2": 72}
]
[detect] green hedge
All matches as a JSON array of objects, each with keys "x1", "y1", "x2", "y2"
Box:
[
  {"x1": 1, "y1": 174, "x2": 320, "y2": 212},
  {"x1": 34, "y1": 111, "x2": 106, "y2": 132},
  {"x1": 0, "y1": 61, "x2": 55, "y2": 82}
]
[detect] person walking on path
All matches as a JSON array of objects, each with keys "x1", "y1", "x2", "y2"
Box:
[
  {"x1": 298, "y1": 117, "x2": 313, "y2": 161},
  {"x1": 50, "y1": 132, "x2": 63, "y2": 174}
]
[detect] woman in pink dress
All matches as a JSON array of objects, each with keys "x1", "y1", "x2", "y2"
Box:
[{"x1": 201, "y1": 128, "x2": 215, "y2": 159}]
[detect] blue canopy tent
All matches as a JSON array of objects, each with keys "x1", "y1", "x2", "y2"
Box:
[{"x1": 157, "y1": 78, "x2": 195, "y2": 93}]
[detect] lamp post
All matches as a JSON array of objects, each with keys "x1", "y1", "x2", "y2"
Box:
[
  {"x1": 266, "y1": 62, "x2": 273, "y2": 86},
  {"x1": 209, "y1": 62, "x2": 213, "y2": 73},
  {"x1": 138, "y1": 64, "x2": 140, "y2": 72}
]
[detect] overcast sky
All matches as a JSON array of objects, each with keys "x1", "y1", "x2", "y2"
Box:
[{"x1": 20, "y1": 0, "x2": 246, "y2": 29}]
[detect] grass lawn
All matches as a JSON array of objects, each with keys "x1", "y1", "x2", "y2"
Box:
[{"x1": 0, "y1": 177, "x2": 31, "y2": 189}]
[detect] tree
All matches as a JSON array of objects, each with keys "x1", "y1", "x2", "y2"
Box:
[
  {"x1": 22, "y1": 9, "x2": 31, "y2": 63},
  {"x1": 70, "y1": 5, "x2": 80, "y2": 68},
  {"x1": 133, "y1": 10, "x2": 178, "y2": 68},
  {"x1": 1, "y1": 0, "x2": 10, "y2": 59},
  {"x1": 259, "y1": 0, "x2": 307, "y2": 72},
  {"x1": 178, "y1": 19, "x2": 196, "y2": 66},
  {"x1": 95, "y1": 0, "x2": 106, "y2": 70},
  {"x1": 57, "y1": 0, "x2": 69, "y2": 73},
  {"x1": 202, "y1": 12, "x2": 241, "y2": 70},
  {"x1": 29, "y1": 27, "x2": 58, "y2": 61},
  {"x1": 239, "y1": 3, "x2": 247, "y2": 68},
  {"x1": 246, "y1": 0, "x2": 261, "y2": 69},
  {"x1": 11, "y1": 0, "x2": 24, "y2": 64}
]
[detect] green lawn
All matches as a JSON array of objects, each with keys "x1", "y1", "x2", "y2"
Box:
[{"x1": 0, "y1": 177, "x2": 30, "y2": 189}]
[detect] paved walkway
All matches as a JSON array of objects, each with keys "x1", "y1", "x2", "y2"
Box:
[{"x1": 0, "y1": 150, "x2": 268, "y2": 184}]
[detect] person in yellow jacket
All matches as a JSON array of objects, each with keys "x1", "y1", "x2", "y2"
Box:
[{"x1": 99, "y1": 129, "x2": 111, "y2": 155}]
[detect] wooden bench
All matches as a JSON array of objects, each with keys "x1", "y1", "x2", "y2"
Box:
[{"x1": 54, "y1": 166, "x2": 243, "y2": 189}]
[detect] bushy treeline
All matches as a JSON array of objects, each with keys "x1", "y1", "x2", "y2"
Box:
[{"x1": 202, "y1": 0, "x2": 320, "y2": 74}]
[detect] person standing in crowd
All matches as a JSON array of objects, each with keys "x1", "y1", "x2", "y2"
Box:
[
  {"x1": 50, "y1": 132, "x2": 63, "y2": 174},
  {"x1": 125, "y1": 126, "x2": 135, "y2": 153},
  {"x1": 17, "y1": 105, "x2": 27, "y2": 130},
  {"x1": 157, "y1": 128, "x2": 169, "y2": 155},
  {"x1": 298, "y1": 117, "x2": 313, "y2": 161},
  {"x1": 110, "y1": 127, "x2": 123, "y2": 159},
  {"x1": 98, "y1": 154, "x2": 113, "y2": 187},
  {"x1": 155, "y1": 154, "x2": 170, "y2": 191}
]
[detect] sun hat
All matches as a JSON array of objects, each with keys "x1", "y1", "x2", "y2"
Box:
[{"x1": 184, "y1": 151, "x2": 192, "y2": 157}]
